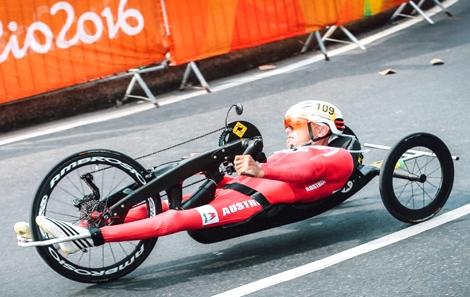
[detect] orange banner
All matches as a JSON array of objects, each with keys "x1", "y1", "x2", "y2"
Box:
[
  {"x1": 166, "y1": 0, "x2": 408, "y2": 66},
  {"x1": 166, "y1": 0, "x2": 311, "y2": 65},
  {"x1": 0, "y1": 0, "x2": 168, "y2": 104},
  {"x1": 1, "y1": 0, "x2": 410, "y2": 104},
  {"x1": 336, "y1": 0, "x2": 408, "y2": 24}
]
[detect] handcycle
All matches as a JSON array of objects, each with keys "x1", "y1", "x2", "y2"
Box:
[{"x1": 15, "y1": 103, "x2": 458, "y2": 283}]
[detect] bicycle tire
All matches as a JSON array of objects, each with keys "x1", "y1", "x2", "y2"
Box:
[
  {"x1": 379, "y1": 133, "x2": 454, "y2": 223},
  {"x1": 30, "y1": 149, "x2": 161, "y2": 283}
]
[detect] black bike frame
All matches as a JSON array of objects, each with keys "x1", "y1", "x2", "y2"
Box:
[{"x1": 105, "y1": 137, "x2": 262, "y2": 224}]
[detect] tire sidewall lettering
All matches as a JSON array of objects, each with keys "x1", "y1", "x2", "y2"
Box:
[{"x1": 49, "y1": 155, "x2": 145, "y2": 189}]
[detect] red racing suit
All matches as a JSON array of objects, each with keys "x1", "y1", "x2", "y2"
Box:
[{"x1": 101, "y1": 146, "x2": 354, "y2": 242}]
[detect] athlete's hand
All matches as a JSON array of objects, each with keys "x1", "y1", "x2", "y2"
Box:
[{"x1": 234, "y1": 155, "x2": 264, "y2": 178}]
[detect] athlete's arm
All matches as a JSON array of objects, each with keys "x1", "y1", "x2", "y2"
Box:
[{"x1": 262, "y1": 148, "x2": 353, "y2": 184}]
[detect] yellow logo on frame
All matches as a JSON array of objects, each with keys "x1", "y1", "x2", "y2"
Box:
[{"x1": 233, "y1": 122, "x2": 247, "y2": 138}]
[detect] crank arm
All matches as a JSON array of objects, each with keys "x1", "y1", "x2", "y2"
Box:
[{"x1": 81, "y1": 173, "x2": 100, "y2": 200}]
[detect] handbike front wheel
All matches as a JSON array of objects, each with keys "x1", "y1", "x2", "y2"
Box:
[
  {"x1": 379, "y1": 133, "x2": 454, "y2": 223},
  {"x1": 30, "y1": 149, "x2": 161, "y2": 283}
]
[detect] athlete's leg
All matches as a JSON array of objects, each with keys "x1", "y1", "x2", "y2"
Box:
[
  {"x1": 122, "y1": 192, "x2": 203, "y2": 223},
  {"x1": 103, "y1": 208, "x2": 204, "y2": 241},
  {"x1": 123, "y1": 200, "x2": 169, "y2": 223},
  {"x1": 35, "y1": 191, "x2": 263, "y2": 255},
  {"x1": 101, "y1": 191, "x2": 263, "y2": 242}
]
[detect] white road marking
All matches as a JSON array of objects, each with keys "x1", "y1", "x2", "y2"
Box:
[
  {"x1": 212, "y1": 203, "x2": 470, "y2": 297},
  {"x1": 0, "y1": 0, "x2": 458, "y2": 147},
  {"x1": 0, "y1": 103, "x2": 157, "y2": 146}
]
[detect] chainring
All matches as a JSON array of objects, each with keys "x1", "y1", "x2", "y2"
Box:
[
  {"x1": 218, "y1": 121, "x2": 262, "y2": 146},
  {"x1": 79, "y1": 199, "x2": 109, "y2": 227}
]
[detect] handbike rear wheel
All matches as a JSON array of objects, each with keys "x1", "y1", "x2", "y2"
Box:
[
  {"x1": 379, "y1": 133, "x2": 454, "y2": 223},
  {"x1": 30, "y1": 149, "x2": 161, "y2": 283}
]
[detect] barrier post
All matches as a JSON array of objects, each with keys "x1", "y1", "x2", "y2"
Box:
[
  {"x1": 179, "y1": 62, "x2": 212, "y2": 93},
  {"x1": 389, "y1": 0, "x2": 452, "y2": 24},
  {"x1": 301, "y1": 31, "x2": 330, "y2": 61},
  {"x1": 321, "y1": 26, "x2": 366, "y2": 50},
  {"x1": 119, "y1": 62, "x2": 169, "y2": 107}
]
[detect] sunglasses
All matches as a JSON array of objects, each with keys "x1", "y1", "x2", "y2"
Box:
[{"x1": 284, "y1": 117, "x2": 309, "y2": 131}]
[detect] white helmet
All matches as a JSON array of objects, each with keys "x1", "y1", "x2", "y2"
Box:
[{"x1": 285, "y1": 100, "x2": 345, "y2": 135}]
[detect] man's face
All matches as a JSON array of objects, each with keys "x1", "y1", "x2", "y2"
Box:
[
  {"x1": 284, "y1": 117, "x2": 329, "y2": 148},
  {"x1": 284, "y1": 117, "x2": 311, "y2": 148}
]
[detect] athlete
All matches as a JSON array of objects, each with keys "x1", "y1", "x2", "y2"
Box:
[{"x1": 30, "y1": 100, "x2": 355, "y2": 254}]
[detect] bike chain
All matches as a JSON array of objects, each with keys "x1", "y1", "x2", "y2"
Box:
[
  {"x1": 91, "y1": 126, "x2": 225, "y2": 175},
  {"x1": 135, "y1": 127, "x2": 225, "y2": 161},
  {"x1": 137, "y1": 127, "x2": 226, "y2": 194}
]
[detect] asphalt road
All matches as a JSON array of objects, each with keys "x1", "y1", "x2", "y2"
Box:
[{"x1": 1, "y1": 1, "x2": 470, "y2": 296}]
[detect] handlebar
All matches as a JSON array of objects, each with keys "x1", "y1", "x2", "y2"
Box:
[{"x1": 242, "y1": 137, "x2": 263, "y2": 155}]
